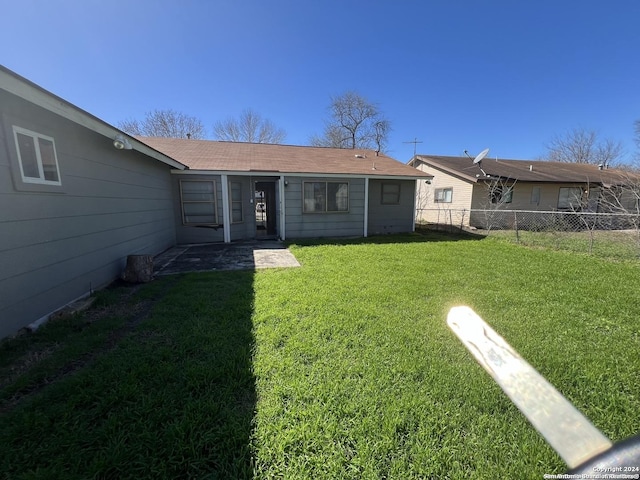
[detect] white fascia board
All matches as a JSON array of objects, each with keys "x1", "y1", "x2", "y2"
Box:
[
  {"x1": 0, "y1": 67, "x2": 185, "y2": 170},
  {"x1": 172, "y1": 170, "x2": 430, "y2": 180}
]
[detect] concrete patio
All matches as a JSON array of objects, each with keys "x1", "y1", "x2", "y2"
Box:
[{"x1": 153, "y1": 240, "x2": 300, "y2": 275}]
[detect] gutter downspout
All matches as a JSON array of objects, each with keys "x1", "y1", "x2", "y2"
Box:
[
  {"x1": 279, "y1": 175, "x2": 286, "y2": 241},
  {"x1": 363, "y1": 177, "x2": 369, "y2": 237},
  {"x1": 221, "y1": 174, "x2": 231, "y2": 243}
]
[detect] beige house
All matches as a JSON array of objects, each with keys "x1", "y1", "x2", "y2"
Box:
[{"x1": 408, "y1": 155, "x2": 638, "y2": 228}]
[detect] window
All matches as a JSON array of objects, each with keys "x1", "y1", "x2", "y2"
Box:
[
  {"x1": 13, "y1": 126, "x2": 61, "y2": 185},
  {"x1": 180, "y1": 180, "x2": 217, "y2": 225},
  {"x1": 434, "y1": 187, "x2": 452, "y2": 203},
  {"x1": 230, "y1": 181, "x2": 243, "y2": 223},
  {"x1": 558, "y1": 187, "x2": 583, "y2": 210},
  {"x1": 490, "y1": 185, "x2": 513, "y2": 204},
  {"x1": 303, "y1": 182, "x2": 349, "y2": 213},
  {"x1": 531, "y1": 187, "x2": 541, "y2": 205},
  {"x1": 381, "y1": 183, "x2": 401, "y2": 205}
]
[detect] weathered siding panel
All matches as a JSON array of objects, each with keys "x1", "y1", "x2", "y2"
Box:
[
  {"x1": 229, "y1": 176, "x2": 256, "y2": 241},
  {"x1": 368, "y1": 179, "x2": 416, "y2": 235},
  {"x1": 0, "y1": 90, "x2": 176, "y2": 338},
  {"x1": 285, "y1": 177, "x2": 365, "y2": 238}
]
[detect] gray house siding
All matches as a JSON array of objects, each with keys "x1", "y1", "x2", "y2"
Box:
[
  {"x1": 284, "y1": 177, "x2": 365, "y2": 238},
  {"x1": 0, "y1": 90, "x2": 176, "y2": 338},
  {"x1": 368, "y1": 179, "x2": 416, "y2": 235}
]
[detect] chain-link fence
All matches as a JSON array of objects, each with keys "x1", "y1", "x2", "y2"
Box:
[{"x1": 417, "y1": 208, "x2": 640, "y2": 259}]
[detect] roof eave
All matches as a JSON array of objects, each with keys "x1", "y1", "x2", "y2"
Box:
[
  {"x1": 0, "y1": 66, "x2": 186, "y2": 170},
  {"x1": 173, "y1": 169, "x2": 431, "y2": 179}
]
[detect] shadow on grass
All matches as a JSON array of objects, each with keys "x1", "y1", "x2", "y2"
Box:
[
  {"x1": 0, "y1": 271, "x2": 257, "y2": 479},
  {"x1": 286, "y1": 227, "x2": 485, "y2": 248}
]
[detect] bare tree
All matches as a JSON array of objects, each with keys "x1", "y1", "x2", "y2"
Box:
[
  {"x1": 544, "y1": 127, "x2": 624, "y2": 166},
  {"x1": 634, "y1": 120, "x2": 640, "y2": 163},
  {"x1": 480, "y1": 178, "x2": 516, "y2": 233},
  {"x1": 310, "y1": 91, "x2": 391, "y2": 152},
  {"x1": 213, "y1": 109, "x2": 286, "y2": 144},
  {"x1": 118, "y1": 109, "x2": 207, "y2": 139}
]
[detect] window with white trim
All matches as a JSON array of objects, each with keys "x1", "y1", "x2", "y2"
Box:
[
  {"x1": 303, "y1": 181, "x2": 349, "y2": 213},
  {"x1": 381, "y1": 182, "x2": 401, "y2": 205},
  {"x1": 230, "y1": 181, "x2": 243, "y2": 223},
  {"x1": 434, "y1": 187, "x2": 452, "y2": 203},
  {"x1": 180, "y1": 180, "x2": 218, "y2": 225},
  {"x1": 13, "y1": 126, "x2": 61, "y2": 185}
]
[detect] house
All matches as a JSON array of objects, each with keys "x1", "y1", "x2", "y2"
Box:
[
  {"x1": 0, "y1": 66, "x2": 188, "y2": 339},
  {"x1": 409, "y1": 154, "x2": 638, "y2": 228},
  {"x1": 0, "y1": 65, "x2": 430, "y2": 339},
  {"x1": 137, "y1": 137, "x2": 431, "y2": 244}
]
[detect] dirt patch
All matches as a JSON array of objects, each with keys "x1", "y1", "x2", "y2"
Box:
[{"x1": 0, "y1": 277, "x2": 180, "y2": 415}]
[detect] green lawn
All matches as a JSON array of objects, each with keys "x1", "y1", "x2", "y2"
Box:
[{"x1": 1, "y1": 232, "x2": 639, "y2": 479}]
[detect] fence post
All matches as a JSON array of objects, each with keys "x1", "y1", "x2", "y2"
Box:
[{"x1": 514, "y1": 211, "x2": 520, "y2": 243}]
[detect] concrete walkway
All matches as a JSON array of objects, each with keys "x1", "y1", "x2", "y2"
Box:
[{"x1": 154, "y1": 240, "x2": 300, "y2": 275}]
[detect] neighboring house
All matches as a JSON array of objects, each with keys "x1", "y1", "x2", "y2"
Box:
[
  {"x1": 1, "y1": 65, "x2": 430, "y2": 339},
  {"x1": 409, "y1": 154, "x2": 638, "y2": 228},
  {"x1": 138, "y1": 137, "x2": 431, "y2": 244}
]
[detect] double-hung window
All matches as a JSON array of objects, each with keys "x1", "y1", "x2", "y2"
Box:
[
  {"x1": 381, "y1": 182, "x2": 401, "y2": 205},
  {"x1": 558, "y1": 187, "x2": 583, "y2": 210},
  {"x1": 434, "y1": 187, "x2": 453, "y2": 203},
  {"x1": 490, "y1": 185, "x2": 513, "y2": 204},
  {"x1": 303, "y1": 181, "x2": 349, "y2": 213},
  {"x1": 180, "y1": 180, "x2": 218, "y2": 225},
  {"x1": 13, "y1": 126, "x2": 61, "y2": 185}
]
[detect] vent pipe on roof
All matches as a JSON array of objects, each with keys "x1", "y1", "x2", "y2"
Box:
[
  {"x1": 186, "y1": 133, "x2": 191, "y2": 139},
  {"x1": 529, "y1": 165, "x2": 533, "y2": 171}
]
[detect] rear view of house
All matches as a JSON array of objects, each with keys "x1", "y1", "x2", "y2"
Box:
[
  {"x1": 0, "y1": 66, "x2": 185, "y2": 338},
  {"x1": 0, "y1": 66, "x2": 430, "y2": 340},
  {"x1": 138, "y1": 137, "x2": 431, "y2": 243}
]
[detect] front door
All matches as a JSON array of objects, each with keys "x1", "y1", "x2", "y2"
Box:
[{"x1": 255, "y1": 181, "x2": 277, "y2": 238}]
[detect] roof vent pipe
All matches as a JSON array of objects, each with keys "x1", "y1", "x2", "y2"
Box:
[
  {"x1": 529, "y1": 165, "x2": 533, "y2": 171},
  {"x1": 598, "y1": 163, "x2": 603, "y2": 170}
]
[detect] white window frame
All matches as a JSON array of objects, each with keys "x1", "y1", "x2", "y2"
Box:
[
  {"x1": 434, "y1": 187, "x2": 453, "y2": 203},
  {"x1": 180, "y1": 179, "x2": 218, "y2": 226},
  {"x1": 12, "y1": 126, "x2": 61, "y2": 186},
  {"x1": 303, "y1": 181, "x2": 349, "y2": 213}
]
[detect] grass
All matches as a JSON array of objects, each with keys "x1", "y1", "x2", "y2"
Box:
[
  {"x1": 487, "y1": 228, "x2": 640, "y2": 261},
  {"x1": 1, "y1": 231, "x2": 639, "y2": 479}
]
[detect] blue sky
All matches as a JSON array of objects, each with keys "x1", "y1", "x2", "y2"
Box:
[{"x1": 2, "y1": 0, "x2": 639, "y2": 163}]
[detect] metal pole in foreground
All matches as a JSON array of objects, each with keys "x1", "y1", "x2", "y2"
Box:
[{"x1": 447, "y1": 306, "x2": 640, "y2": 473}]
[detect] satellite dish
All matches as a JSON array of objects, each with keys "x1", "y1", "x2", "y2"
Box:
[{"x1": 473, "y1": 148, "x2": 490, "y2": 165}]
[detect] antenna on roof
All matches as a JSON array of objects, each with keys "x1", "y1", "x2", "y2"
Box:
[{"x1": 403, "y1": 137, "x2": 423, "y2": 156}]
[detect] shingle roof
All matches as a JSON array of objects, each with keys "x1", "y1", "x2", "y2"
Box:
[
  {"x1": 410, "y1": 155, "x2": 634, "y2": 186},
  {"x1": 137, "y1": 137, "x2": 431, "y2": 178}
]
